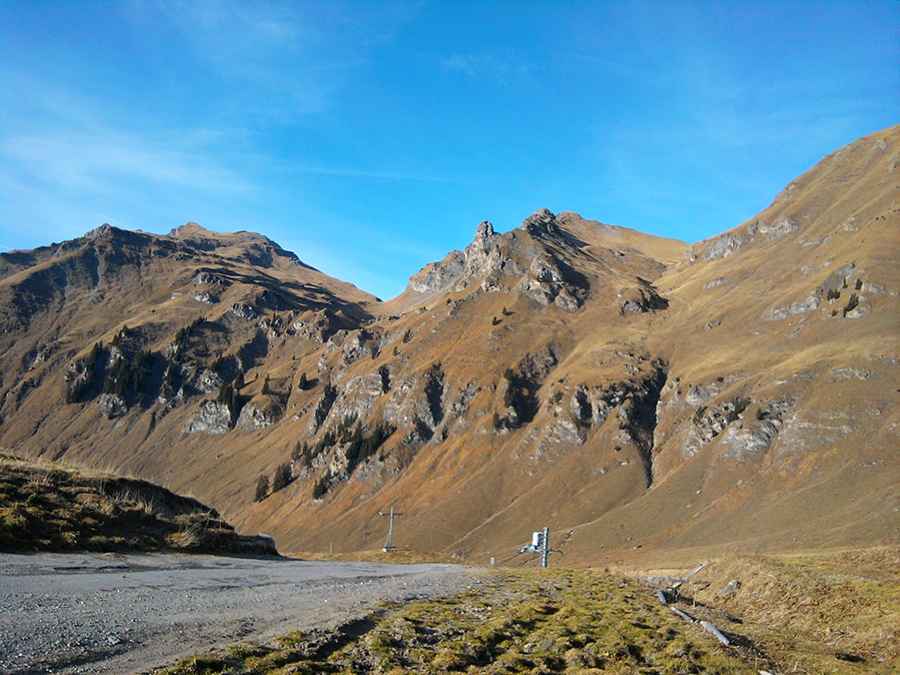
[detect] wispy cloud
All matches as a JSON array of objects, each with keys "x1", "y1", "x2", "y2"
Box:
[
  {"x1": 285, "y1": 164, "x2": 455, "y2": 184},
  {"x1": 3, "y1": 131, "x2": 252, "y2": 194},
  {"x1": 440, "y1": 52, "x2": 533, "y2": 83},
  {"x1": 127, "y1": 1, "x2": 416, "y2": 122}
]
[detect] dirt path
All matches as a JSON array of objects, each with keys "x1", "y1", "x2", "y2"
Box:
[{"x1": 0, "y1": 552, "x2": 471, "y2": 674}]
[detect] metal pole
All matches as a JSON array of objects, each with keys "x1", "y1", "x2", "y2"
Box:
[
  {"x1": 385, "y1": 505, "x2": 394, "y2": 551},
  {"x1": 540, "y1": 527, "x2": 550, "y2": 568},
  {"x1": 379, "y1": 505, "x2": 402, "y2": 552}
]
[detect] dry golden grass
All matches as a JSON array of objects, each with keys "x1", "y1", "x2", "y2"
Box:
[
  {"x1": 626, "y1": 546, "x2": 900, "y2": 674},
  {"x1": 0, "y1": 452, "x2": 275, "y2": 555},
  {"x1": 679, "y1": 549, "x2": 900, "y2": 673}
]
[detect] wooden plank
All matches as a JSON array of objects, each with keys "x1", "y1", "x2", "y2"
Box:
[{"x1": 700, "y1": 620, "x2": 731, "y2": 646}]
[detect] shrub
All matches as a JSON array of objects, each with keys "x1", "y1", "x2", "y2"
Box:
[
  {"x1": 312, "y1": 476, "x2": 329, "y2": 500},
  {"x1": 254, "y1": 475, "x2": 269, "y2": 502},
  {"x1": 291, "y1": 441, "x2": 308, "y2": 462},
  {"x1": 271, "y1": 463, "x2": 293, "y2": 493}
]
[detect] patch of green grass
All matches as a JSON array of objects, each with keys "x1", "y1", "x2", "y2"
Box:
[{"x1": 156, "y1": 569, "x2": 757, "y2": 673}]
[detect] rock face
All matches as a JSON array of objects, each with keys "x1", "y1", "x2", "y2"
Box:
[
  {"x1": 230, "y1": 303, "x2": 257, "y2": 321},
  {"x1": 494, "y1": 346, "x2": 558, "y2": 432},
  {"x1": 682, "y1": 397, "x2": 751, "y2": 457},
  {"x1": 236, "y1": 395, "x2": 283, "y2": 430},
  {"x1": 519, "y1": 254, "x2": 585, "y2": 311},
  {"x1": 187, "y1": 400, "x2": 233, "y2": 434},
  {"x1": 620, "y1": 278, "x2": 669, "y2": 315},
  {"x1": 197, "y1": 369, "x2": 224, "y2": 394},
  {"x1": 722, "y1": 398, "x2": 793, "y2": 460},
  {"x1": 763, "y1": 295, "x2": 819, "y2": 321},
  {"x1": 97, "y1": 393, "x2": 127, "y2": 419},
  {"x1": 408, "y1": 251, "x2": 465, "y2": 294},
  {"x1": 759, "y1": 216, "x2": 799, "y2": 240}
]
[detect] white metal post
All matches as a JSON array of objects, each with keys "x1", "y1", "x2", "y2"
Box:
[{"x1": 540, "y1": 527, "x2": 550, "y2": 568}]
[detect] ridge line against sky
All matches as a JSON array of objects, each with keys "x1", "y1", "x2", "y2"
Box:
[{"x1": 1, "y1": 0, "x2": 897, "y2": 299}]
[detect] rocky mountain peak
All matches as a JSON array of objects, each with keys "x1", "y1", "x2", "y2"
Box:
[
  {"x1": 169, "y1": 222, "x2": 218, "y2": 239},
  {"x1": 474, "y1": 220, "x2": 496, "y2": 245},
  {"x1": 84, "y1": 223, "x2": 118, "y2": 240},
  {"x1": 521, "y1": 208, "x2": 559, "y2": 236}
]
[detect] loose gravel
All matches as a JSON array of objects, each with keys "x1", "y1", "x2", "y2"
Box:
[{"x1": 0, "y1": 552, "x2": 471, "y2": 674}]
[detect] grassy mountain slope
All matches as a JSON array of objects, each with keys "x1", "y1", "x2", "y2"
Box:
[{"x1": 0, "y1": 126, "x2": 897, "y2": 562}]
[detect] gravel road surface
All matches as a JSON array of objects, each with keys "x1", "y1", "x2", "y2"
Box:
[{"x1": 0, "y1": 552, "x2": 471, "y2": 674}]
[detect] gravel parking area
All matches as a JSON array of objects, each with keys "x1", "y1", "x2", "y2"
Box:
[{"x1": 0, "y1": 552, "x2": 471, "y2": 674}]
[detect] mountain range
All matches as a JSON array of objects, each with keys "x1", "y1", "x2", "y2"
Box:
[{"x1": 2, "y1": 125, "x2": 897, "y2": 562}]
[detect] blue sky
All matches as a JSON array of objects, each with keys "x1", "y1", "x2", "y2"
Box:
[{"x1": 1, "y1": 1, "x2": 897, "y2": 299}]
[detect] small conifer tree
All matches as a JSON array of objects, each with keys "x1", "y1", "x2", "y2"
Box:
[{"x1": 254, "y1": 475, "x2": 269, "y2": 502}]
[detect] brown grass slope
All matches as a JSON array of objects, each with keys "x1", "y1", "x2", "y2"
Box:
[
  {"x1": 0, "y1": 453, "x2": 276, "y2": 554},
  {"x1": 0, "y1": 126, "x2": 897, "y2": 563}
]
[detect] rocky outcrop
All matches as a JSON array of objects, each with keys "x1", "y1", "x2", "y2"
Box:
[
  {"x1": 96, "y1": 393, "x2": 127, "y2": 419},
  {"x1": 777, "y1": 409, "x2": 854, "y2": 456},
  {"x1": 763, "y1": 295, "x2": 819, "y2": 321},
  {"x1": 620, "y1": 278, "x2": 669, "y2": 315},
  {"x1": 495, "y1": 346, "x2": 558, "y2": 431},
  {"x1": 831, "y1": 367, "x2": 872, "y2": 381},
  {"x1": 408, "y1": 251, "x2": 465, "y2": 294},
  {"x1": 196, "y1": 369, "x2": 224, "y2": 395},
  {"x1": 186, "y1": 400, "x2": 233, "y2": 434},
  {"x1": 422, "y1": 363, "x2": 445, "y2": 429},
  {"x1": 463, "y1": 220, "x2": 504, "y2": 284},
  {"x1": 615, "y1": 363, "x2": 668, "y2": 485},
  {"x1": 236, "y1": 395, "x2": 283, "y2": 430},
  {"x1": 192, "y1": 270, "x2": 230, "y2": 287},
  {"x1": 692, "y1": 216, "x2": 798, "y2": 261},
  {"x1": 192, "y1": 291, "x2": 218, "y2": 305},
  {"x1": 694, "y1": 223, "x2": 758, "y2": 261},
  {"x1": 518, "y1": 254, "x2": 585, "y2": 311},
  {"x1": 64, "y1": 344, "x2": 105, "y2": 404},
  {"x1": 405, "y1": 220, "x2": 505, "y2": 296},
  {"x1": 566, "y1": 362, "x2": 668, "y2": 483},
  {"x1": 405, "y1": 212, "x2": 589, "y2": 310},
  {"x1": 230, "y1": 303, "x2": 257, "y2": 321},
  {"x1": 381, "y1": 363, "x2": 447, "y2": 447},
  {"x1": 329, "y1": 373, "x2": 386, "y2": 424},
  {"x1": 289, "y1": 309, "x2": 351, "y2": 344},
  {"x1": 682, "y1": 396, "x2": 751, "y2": 458},
  {"x1": 308, "y1": 420, "x2": 397, "y2": 498},
  {"x1": 340, "y1": 329, "x2": 379, "y2": 366},
  {"x1": 816, "y1": 263, "x2": 856, "y2": 299},
  {"x1": 759, "y1": 217, "x2": 799, "y2": 240},
  {"x1": 722, "y1": 398, "x2": 793, "y2": 460}
]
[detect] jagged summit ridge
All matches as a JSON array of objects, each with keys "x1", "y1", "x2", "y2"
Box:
[{"x1": 405, "y1": 208, "x2": 595, "y2": 310}]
